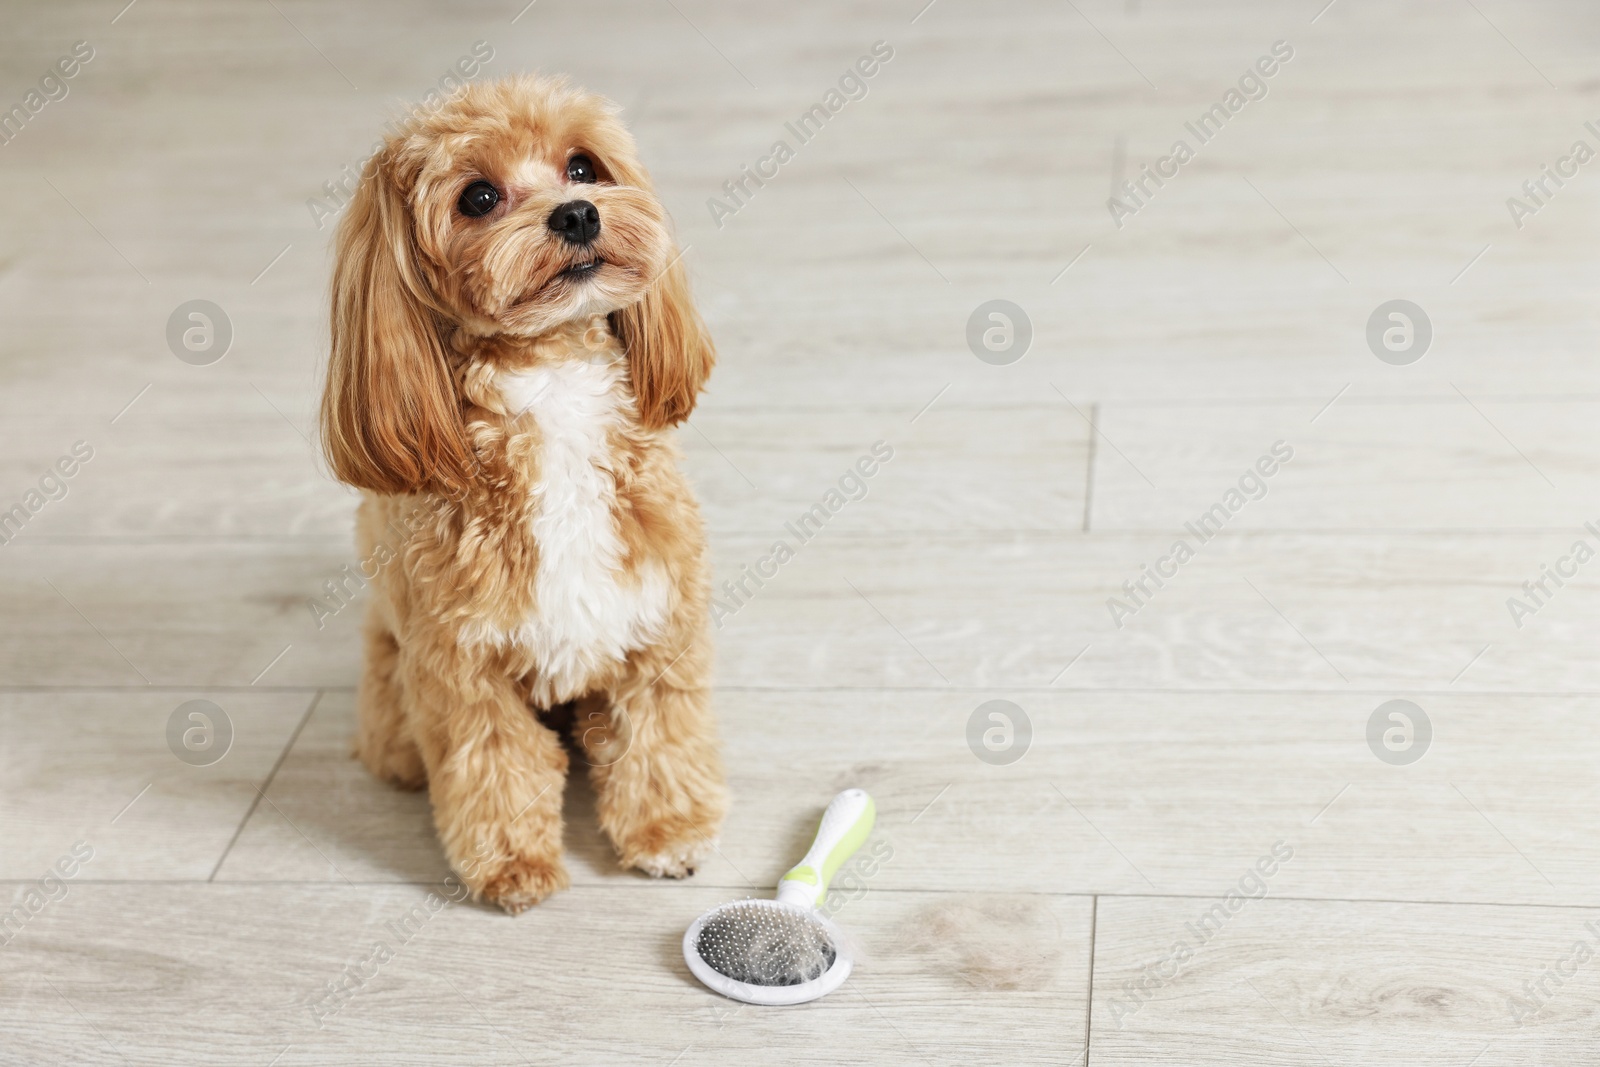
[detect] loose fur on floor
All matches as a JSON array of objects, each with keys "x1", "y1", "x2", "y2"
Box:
[
  {"x1": 902, "y1": 895, "x2": 1066, "y2": 991},
  {"x1": 319, "y1": 74, "x2": 727, "y2": 913}
]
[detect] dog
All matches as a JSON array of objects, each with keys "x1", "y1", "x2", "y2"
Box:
[{"x1": 318, "y1": 74, "x2": 727, "y2": 913}]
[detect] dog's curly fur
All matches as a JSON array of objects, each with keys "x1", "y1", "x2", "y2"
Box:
[{"x1": 319, "y1": 74, "x2": 727, "y2": 913}]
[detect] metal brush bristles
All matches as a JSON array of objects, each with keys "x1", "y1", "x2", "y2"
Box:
[{"x1": 693, "y1": 900, "x2": 838, "y2": 987}]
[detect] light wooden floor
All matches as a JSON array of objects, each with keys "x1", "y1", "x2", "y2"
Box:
[{"x1": 3, "y1": 0, "x2": 1600, "y2": 1063}]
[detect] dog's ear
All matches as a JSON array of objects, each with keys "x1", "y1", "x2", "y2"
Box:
[
  {"x1": 320, "y1": 153, "x2": 475, "y2": 496},
  {"x1": 596, "y1": 124, "x2": 714, "y2": 429},
  {"x1": 611, "y1": 239, "x2": 714, "y2": 430}
]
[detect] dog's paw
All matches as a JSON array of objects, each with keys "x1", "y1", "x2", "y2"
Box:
[
  {"x1": 603, "y1": 785, "x2": 727, "y2": 879},
  {"x1": 476, "y1": 854, "x2": 571, "y2": 914},
  {"x1": 353, "y1": 737, "x2": 427, "y2": 791},
  {"x1": 620, "y1": 832, "x2": 716, "y2": 880}
]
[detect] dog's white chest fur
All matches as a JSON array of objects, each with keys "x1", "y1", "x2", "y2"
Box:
[{"x1": 489, "y1": 358, "x2": 669, "y2": 699}]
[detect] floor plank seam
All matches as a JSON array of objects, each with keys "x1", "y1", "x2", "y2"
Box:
[
  {"x1": 1083, "y1": 894, "x2": 1097, "y2": 1067},
  {"x1": 13, "y1": 684, "x2": 1600, "y2": 697},
  {"x1": 205, "y1": 689, "x2": 324, "y2": 883},
  {"x1": 22, "y1": 525, "x2": 1600, "y2": 546},
  {"x1": 20, "y1": 881, "x2": 1600, "y2": 913}
]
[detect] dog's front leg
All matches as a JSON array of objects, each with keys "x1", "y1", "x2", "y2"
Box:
[
  {"x1": 582, "y1": 628, "x2": 728, "y2": 878},
  {"x1": 402, "y1": 637, "x2": 570, "y2": 913},
  {"x1": 354, "y1": 615, "x2": 426, "y2": 789}
]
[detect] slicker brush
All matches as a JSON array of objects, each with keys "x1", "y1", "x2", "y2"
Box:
[{"x1": 683, "y1": 790, "x2": 875, "y2": 1006}]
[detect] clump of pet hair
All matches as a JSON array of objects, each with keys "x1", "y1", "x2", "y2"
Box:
[{"x1": 903, "y1": 894, "x2": 1065, "y2": 991}]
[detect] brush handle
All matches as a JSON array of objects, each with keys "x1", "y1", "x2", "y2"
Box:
[{"x1": 775, "y1": 789, "x2": 876, "y2": 910}]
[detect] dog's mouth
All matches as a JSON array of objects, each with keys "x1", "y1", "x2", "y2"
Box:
[
  {"x1": 506, "y1": 255, "x2": 633, "y2": 322},
  {"x1": 557, "y1": 259, "x2": 605, "y2": 281}
]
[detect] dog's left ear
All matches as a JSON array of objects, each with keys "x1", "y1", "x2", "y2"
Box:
[{"x1": 612, "y1": 243, "x2": 714, "y2": 429}]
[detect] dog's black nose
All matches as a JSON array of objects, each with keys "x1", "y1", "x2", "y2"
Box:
[{"x1": 548, "y1": 200, "x2": 600, "y2": 245}]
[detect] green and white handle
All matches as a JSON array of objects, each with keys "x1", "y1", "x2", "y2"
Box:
[{"x1": 776, "y1": 789, "x2": 876, "y2": 910}]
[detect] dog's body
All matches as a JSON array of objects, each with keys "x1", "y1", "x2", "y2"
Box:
[{"x1": 321, "y1": 76, "x2": 726, "y2": 912}]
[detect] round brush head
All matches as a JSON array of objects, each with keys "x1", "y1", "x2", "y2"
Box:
[{"x1": 683, "y1": 898, "x2": 852, "y2": 1006}]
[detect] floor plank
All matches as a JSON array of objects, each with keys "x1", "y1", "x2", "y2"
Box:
[
  {"x1": 0, "y1": 400, "x2": 1088, "y2": 539},
  {"x1": 1092, "y1": 399, "x2": 1599, "y2": 532},
  {"x1": 0, "y1": 884, "x2": 1090, "y2": 1066},
  {"x1": 212, "y1": 689, "x2": 1600, "y2": 909},
  {"x1": 1091, "y1": 895, "x2": 1600, "y2": 1066},
  {"x1": 0, "y1": 690, "x2": 312, "y2": 880},
  {"x1": 5, "y1": 529, "x2": 1600, "y2": 691}
]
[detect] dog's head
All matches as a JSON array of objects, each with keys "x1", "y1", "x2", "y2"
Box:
[{"x1": 321, "y1": 74, "x2": 713, "y2": 496}]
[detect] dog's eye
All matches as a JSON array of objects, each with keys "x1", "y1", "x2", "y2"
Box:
[
  {"x1": 457, "y1": 181, "x2": 501, "y2": 218},
  {"x1": 566, "y1": 154, "x2": 597, "y2": 184}
]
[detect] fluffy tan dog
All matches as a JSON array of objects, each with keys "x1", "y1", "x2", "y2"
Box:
[{"x1": 319, "y1": 74, "x2": 727, "y2": 912}]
